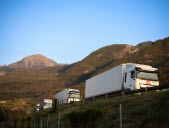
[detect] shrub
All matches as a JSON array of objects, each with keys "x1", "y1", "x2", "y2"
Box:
[
  {"x1": 67, "y1": 107, "x2": 105, "y2": 128},
  {"x1": 131, "y1": 106, "x2": 148, "y2": 116},
  {"x1": 50, "y1": 98, "x2": 57, "y2": 113},
  {"x1": 0, "y1": 108, "x2": 6, "y2": 122}
]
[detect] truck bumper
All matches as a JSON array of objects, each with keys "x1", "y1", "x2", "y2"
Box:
[{"x1": 140, "y1": 84, "x2": 158, "y2": 88}]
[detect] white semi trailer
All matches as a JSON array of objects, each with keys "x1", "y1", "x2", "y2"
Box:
[
  {"x1": 85, "y1": 63, "x2": 159, "y2": 99},
  {"x1": 55, "y1": 89, "x2": 81, "y2": 105}
]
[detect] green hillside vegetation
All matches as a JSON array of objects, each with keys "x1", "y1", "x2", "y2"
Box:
[
  {"x1": 14, "y1": 90, "x2": 169, "y2": 128},
  {"x1": 0, "y1": 65, "x2": 66, "y2": 100}
]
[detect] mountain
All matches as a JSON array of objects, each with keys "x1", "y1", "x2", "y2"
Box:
[
  {"x1": 0, "y1": 54, "x2": 59, "y2": 73},
  {"x1": 0, "y1": 37, "x2": 169, "y2": 102},
  {"x1": 8, "y1": 54, "x2": 58, "y2": 70}
]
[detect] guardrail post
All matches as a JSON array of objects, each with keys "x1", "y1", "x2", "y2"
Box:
[
  {"x1": 58, "y1": 113, "x2": 60, "y2": 128},
  {"x1": 119, "y1": 104, "x2": 122, "y2": 128},
  {"x1": 145, "y1": 87, "x2": 147, "y2": 93},
  {"x1": 47, "y1": 114, "x2": 49, "y2": 128},
  {"x1": 34, "y1": 116, "x2": 36, "y2": 128},
  {"x1": 40, "y1": 115, "x2": 42, "y2": 128}
]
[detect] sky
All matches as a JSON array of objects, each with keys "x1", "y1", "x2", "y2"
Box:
[{"x1": 1, "y1": 0, "x2": 169, "y2": 65}]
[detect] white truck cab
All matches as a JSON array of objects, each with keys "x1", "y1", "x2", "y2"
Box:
[
  {"x1": 55, "y1": 89, "x2": 81, "y2": 105},
  {"x1": 124, "y1": 63, "x2": 159, "y2": 91},
  {"x1": 34, "y1": 103, "x2": 40, "y2": 111},
  {"x1": 40, "y1": 99, "x2": 53, "y2": 110}
]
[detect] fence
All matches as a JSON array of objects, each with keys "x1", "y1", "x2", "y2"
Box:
[{"x1": 15, "y1": 113, "x2": 60, "y2": 128}]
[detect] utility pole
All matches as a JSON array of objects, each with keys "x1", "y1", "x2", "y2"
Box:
[{"x1": 119, "y1": 104, "x2": 122, "y2": 128}]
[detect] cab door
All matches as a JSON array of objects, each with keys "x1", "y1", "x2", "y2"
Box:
[{"x1": 124, "y1": 70, "x2": 136, "y2": 91}]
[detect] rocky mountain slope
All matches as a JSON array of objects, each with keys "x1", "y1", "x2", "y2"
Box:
[
  {"x1": 9, "y1": 54, "x2": 58, "y2": 69},
  {"x1": 0, "y1": 37, "x2": 169, "y2": 101},
  {"x1": 0, "y1": 54, "x2": 59, "y2": 73}
]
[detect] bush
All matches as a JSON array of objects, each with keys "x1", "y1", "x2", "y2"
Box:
[
  {"x1": 67, "y1": 107, "x2": 105, "y2": 128},
  {"x1": 0, "y1": 108, "x2": 6, "y2": 122},
  {"x1": 131, "y1": 106, "x2": 148, "y2": 116},
  {"x1": 50, "y1": 98, "x2": 57, "y2": 113}
]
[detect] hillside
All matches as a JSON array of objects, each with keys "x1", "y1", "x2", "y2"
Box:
[
  {"x1": 136, "y1": 41, "x2": 153, "y2": 49},
  {"x1": 0, "y1": 65, "x2": 66, "y2": 100},
  {"x1": 10, "y1": 90, "x2": 169, "y2": 128},
  {"x1": 0, "y1": 37, "x2": 169, "y2": 102}
]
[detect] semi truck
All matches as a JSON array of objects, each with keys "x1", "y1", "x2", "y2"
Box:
[
  {"x1": 85, "y1": 63, "x2": 159, "y2": 99},
  {"x1": 39, "y1": 99, "x2": 53, "y2": 110},
  {"x1": 55, "y1": 89, "x2": 81, "y2": 105}
]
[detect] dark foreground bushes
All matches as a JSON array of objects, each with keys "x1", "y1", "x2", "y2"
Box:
[{"x1": 66, "y1": 107, "x2": 105, "y2": 128}]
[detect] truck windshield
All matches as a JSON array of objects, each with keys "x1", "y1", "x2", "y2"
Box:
[
  {"x1": 137, "y1": 71, "x2": 158, "y2": 81},
  {"x1": 69, "y1": 91, "x2": 80, "y2": 98},
  {"x1": 44, "y1": 103, "x2": 52, "y2": 107}
]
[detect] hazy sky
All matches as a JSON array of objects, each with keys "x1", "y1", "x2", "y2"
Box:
[{"x1": 1, "y1": 0, "x2": 169, "y2": 65}]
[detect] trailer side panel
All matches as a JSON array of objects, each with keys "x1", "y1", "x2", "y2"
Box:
[{"x1": 85, "y1": 64, "x2": 124, "y2": 99}]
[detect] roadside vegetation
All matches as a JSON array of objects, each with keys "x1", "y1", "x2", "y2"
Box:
[{"x1": 9, "y1": 90, "x2": 169, "y2": 128}]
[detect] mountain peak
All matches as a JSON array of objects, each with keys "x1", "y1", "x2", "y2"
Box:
[
  {"x1": 8, "y1": 54, "x2": 57, "y2": 69},
  {"x1": 22, "y1": 54, "x2": 51, "y2": 61}
]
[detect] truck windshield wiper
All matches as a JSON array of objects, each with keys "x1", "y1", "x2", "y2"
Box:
[{"x1": 137, "y1": 77, "x2": 147, "y2": 80}]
